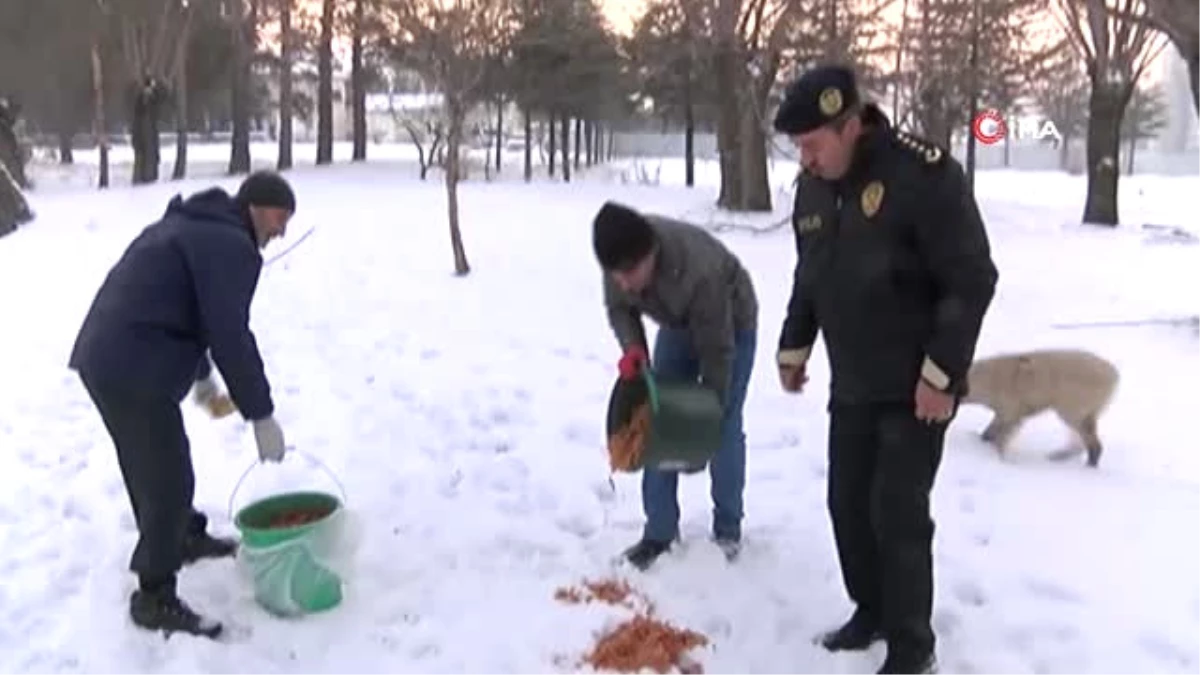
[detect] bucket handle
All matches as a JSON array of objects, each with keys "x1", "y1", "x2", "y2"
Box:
[
  {"x1": 640, "y1": 367, "x2": 661, "y2": 413},
  {"x1": 227, "y1": 448, "x2": 348, "y2": 523}
]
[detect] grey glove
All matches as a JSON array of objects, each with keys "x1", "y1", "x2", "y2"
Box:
[{"x1": 252, "y1": 416, "x2": 286, "y2": 463}]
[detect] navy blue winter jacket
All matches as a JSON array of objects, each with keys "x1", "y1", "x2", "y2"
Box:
[{"x1": 68, "y1": 188, "x2": 274, "y2": 420}]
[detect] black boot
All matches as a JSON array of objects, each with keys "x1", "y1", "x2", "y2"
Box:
[
  {"x1": 130, "y1": 577, "x2": 222, "y2": 639},
  {"x1": 181, "y1": 532, "x2": 237, "y2": 565},
  {"x1": 622, "y1": 538, "x2": 671, "y2": 571},
  {"x1": 714, "y1": 535, "x2": 741, "y2": 562},
  {"x1": 877, "y1": 647, "x2": 937, "y2": 674},
  {"x1": 819, "y1": 608, "x2": 883, "y2": 651}
]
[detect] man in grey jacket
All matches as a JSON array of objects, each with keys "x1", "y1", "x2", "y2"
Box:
[{"x1": 593, "y1": 201, "x2": 758, "y2": 570}]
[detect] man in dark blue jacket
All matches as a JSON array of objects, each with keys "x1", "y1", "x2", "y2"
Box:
[{"x1": 69, "y1": 170, "x2": 297, "y2": 639}]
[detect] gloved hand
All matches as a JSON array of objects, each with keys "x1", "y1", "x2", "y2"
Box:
[
  {"x1": 617, "y1": 345, "x2": 649, "y2": 381},
  {"x1": 192, "y1": 378, "x2": 237, "y2": 419},
  {"x1": 252, "y1": 416, "x2": 287, "y2": 463}
]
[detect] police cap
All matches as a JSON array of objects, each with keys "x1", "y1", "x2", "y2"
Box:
[{"x1": 773, "y1": 64, "x2": 861, "y2": 135}]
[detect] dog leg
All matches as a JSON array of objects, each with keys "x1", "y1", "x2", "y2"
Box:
[{"x1": 1079, "y1": 414, "x2": 1103, "y2": 468}]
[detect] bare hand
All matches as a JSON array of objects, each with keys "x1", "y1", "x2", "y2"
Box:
[
  {"x1": 914, "y1": 379, "x2": 954, "y2": 424},
  {"x1": 779, "y1": 364, "x2": 809, "y2": 393},
  {"x1": 204, "y1": 393, "x2": 238, "y2": 419}
]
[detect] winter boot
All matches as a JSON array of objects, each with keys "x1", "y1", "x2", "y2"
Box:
[
  {"x1": 181, "y1": 532, "x2": 237, "y2": 565},
  {"x1": 714, "y1": 536, "x2": 741, "y2": 562},
  {"x1": 819, "y1": 608, "x2": 884, "y2": 651},
  {"x1": 130, "y1": 577, "x2": 223, "y2": 639},
  {"x1": 622, "y1": 538, "x2": 672, "y2": 571}
]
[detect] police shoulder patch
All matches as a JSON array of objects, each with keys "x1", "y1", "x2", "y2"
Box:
[{"x1": 893, "y1": 131, "x2": 946, "y2": 166}]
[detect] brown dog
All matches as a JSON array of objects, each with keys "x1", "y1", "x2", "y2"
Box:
[{"x1": 962, "y1": 348, "x2": 1120, "y2": 467}]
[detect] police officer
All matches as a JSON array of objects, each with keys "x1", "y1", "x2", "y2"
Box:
[{"x1": 772, "y1": 65, "x2": 998, "y2": 673}]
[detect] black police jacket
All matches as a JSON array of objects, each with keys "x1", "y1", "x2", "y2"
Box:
[{"x1": 777, "y1": 110, "x2": 999, "y2": 404}]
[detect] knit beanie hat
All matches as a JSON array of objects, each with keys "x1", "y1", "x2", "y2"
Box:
[
  {"x1": 235, "y1": 170, "x2": 296, "y2": 213},
  {"x1": 592, "y1": 201, "x2": 657, "y2": 271}
]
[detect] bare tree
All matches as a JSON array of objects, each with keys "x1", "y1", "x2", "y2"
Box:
[
  {"x1": 711, "y1": 0, "x2": 799, "y2": 212},
  {"x1": 228, "y1": 0, "x2": 258, "y2": 174},
  {"x1": 1056, "y1": 0, "x2": 1166, "y2": 225},
  {"x1": 351, "y1": 0, "x2": 369, "y2": 161},
  {"x1": 1120, "y1": 80, "x2": 1169, "y2": 173},
  {"x1": 388, "y1": 0, "x2": 514, "y2": 276},
  {"x1": 277, "y1": 0, "x2": 294, "y2": 169},
  {"x1": 1028, "y1": 44, "x2": 1090, "y2": 169},
  {"x1": 115, "y1": 0, "x2": 194, "y2": 185},
  {"x1": 316, "y1": 0, "x2": 335, "y2": 165},
  {"x1": 172, "y1": 12, "x2": 192, "y2": 180},
  {"x1": 1109, "y1": 0, "x2": 1197, "y2": 112},
  {"x1": 91, "y1": 23, "x2": 113, "y2": 189}
]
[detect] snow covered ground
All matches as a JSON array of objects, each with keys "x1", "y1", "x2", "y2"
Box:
[{"x1": 1, "y1": 142, "x2": 1197, "y2": 673}]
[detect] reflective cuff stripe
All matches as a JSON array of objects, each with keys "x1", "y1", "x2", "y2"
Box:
[
  {"x1": 777, "y1": 347, "x2": 812, "y2": 367},
  {"x1": 921, "y1": 356, "x2": 951, "y2": 390}
]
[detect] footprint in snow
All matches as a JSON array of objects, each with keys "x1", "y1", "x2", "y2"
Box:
[
  {"x1": 1137, "y1": 632, "x2": 1196, "y2": 668},
  {"x1": 1022, "y1": 577, "x2": 1083, "y2": 605},
  {"x1": 1005, "y1": 621, "x2": 1079, "y2": 652},
  {"x1": 951, "y1": 579, "x2": 987, "y2": 608}
]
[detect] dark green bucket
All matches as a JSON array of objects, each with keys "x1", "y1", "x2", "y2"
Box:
[
  {"x1": 605, "y1": 368, "x2": 724, "y2": 472},
  {"x1": 234, "y1": 490, "x2": 344, "y2": 616}
]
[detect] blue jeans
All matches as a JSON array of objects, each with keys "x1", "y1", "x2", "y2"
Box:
[{"x1": 642, "y1": 328, "x2": 757, "y2": 543}]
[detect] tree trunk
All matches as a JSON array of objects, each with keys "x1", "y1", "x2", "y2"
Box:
[
  {"x1": 277, "y1": 0, "x2": 293, "y2": 170},
  {"x1": 547, "y1": 113, "x2": 556, "y2": 177},
  {"x1": 560, "y1": 112, "x2": 571, "y2": 182},
  {"x1": 684, "y1": 78, "x2": 695, "y2": 187},
  {"x1": 173, "y1": 24, "x2": 189, "y2": 181},
  {"x1": 573, "y1": 117, "x2": 582, "y2": 172},
  {"x1": 58, "y1": 132, "x2": 75, "y2": 164},
  {"x1": 522, "y1": 106, "x2": 532, "y2": 182},
  {"x1": 445, "y1": 100, "x2": 471, "y2": 276},
  {"x1": 131, "y1": 79, "x2": 166, "y2": 185},
  {"x1": 1185, "y1": 50, "x2": 1195, "y2": 125},
  {"x1": 494, "y1": 99, "x2": 504, "y2": 173},
  {"x1": 714, "y1": 41, "x2": 742, "y2": 208},
  {"x1": 736, "y1": 105, "x2": 772, "y2": 211},
  {"x1": 1082, "y1": 85, "x2": 1126, "y2": 226},
  {"x1": 228, "y1": 0, "x2": 254, "y2": 175},
  {"x1": 584, "y1": 120, "x2": 593, "y2": 166},
  {"x1": 90, "y1": 41, "x2": 110, "y2": 189},
  {"x1": 351, "y1": 0, "x2": 367, "y2": 161},
  {"x1": 316, "y1": 0, "x2": 335, "y2": 165}
]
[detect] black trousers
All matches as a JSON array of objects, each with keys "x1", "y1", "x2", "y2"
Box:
[
  {"x1": 827, "y1": 402, "x2": 947, "y2": 656},
  {"x1": 81, "y1": 375, "x2": 206, "y2": 583}
]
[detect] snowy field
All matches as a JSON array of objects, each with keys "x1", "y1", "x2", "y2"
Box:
[{"x1": 1, "y1": 141, "x2": 1198, "y2": 673}]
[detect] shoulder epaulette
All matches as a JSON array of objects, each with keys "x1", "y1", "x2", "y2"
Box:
[{"x1": 893, "y1": 131, "x2": 946, "y2": 166}]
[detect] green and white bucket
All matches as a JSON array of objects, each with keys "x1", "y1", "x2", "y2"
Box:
[
  {"x1": 605, "y1": 367, "x2": 724, "y2": 473},
  {"x1": 229, "y1": 452, "x2": 355, "y2": 617}
]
